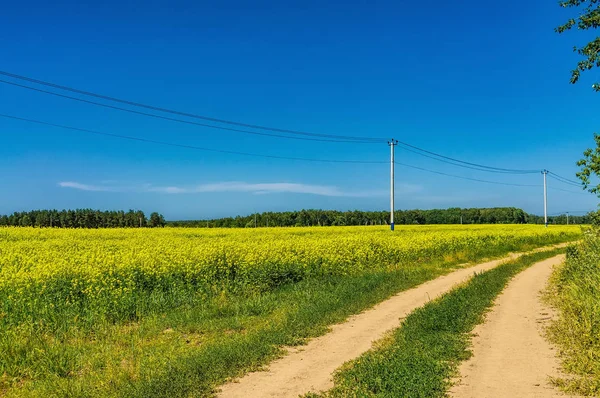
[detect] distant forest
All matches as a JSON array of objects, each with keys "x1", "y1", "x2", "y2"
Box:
[
  {"x1": 0, "y1": 209, "x2": 166, "y2": 228},
  {"x1": 169, "y1": 207, "x2": 591, "y2": 228},
  {"x1": 0, "y1": 207, "x2": 590, "y2": 229}
]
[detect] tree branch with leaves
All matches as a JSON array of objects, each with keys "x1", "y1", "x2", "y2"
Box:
[
  {"x1": 557, "y1": 0, "x2": 600, "y2": 203},
  {"x1": 577, "y1": 133, "x2": 600, "y2": 193},
  {"x1": 556, "y1": 0, "x2": 600, "y2": 91}
]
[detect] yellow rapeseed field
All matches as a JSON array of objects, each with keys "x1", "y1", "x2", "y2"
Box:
[
  {"x1": 0, "y1": 225, "x2": 581, "y2": 396},
  {"x1": 0, "y1": 225, "x2": 579, "y2": 322}
]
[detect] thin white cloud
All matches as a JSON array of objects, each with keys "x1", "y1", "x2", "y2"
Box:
[
  {"x1": 57, "y1": 180, "x2": 417, "y2": 198},
  {"x1": 150, "y1": 182, "x2": 352, "y2": 196},
  {"x1": 58, "y1": 181, "x2": 116, "y2": 192}
]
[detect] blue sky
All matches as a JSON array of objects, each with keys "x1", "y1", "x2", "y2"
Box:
[{"x1": 1, "y1": 0, "x2": 599, "y2": 220}]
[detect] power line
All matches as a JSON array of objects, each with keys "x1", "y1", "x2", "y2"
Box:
[
  {"x1": 0, "y1": 71, "x2": 589, "y2": 195},
  {"x1": 547, "y1": 186, "x2": 590, "y2": 195},
  {"x1": 0, "y1": 71, "x2": 546, "y2": 175},
  {"x1": 0, "y1": 71, "x2": 385, "y2": 143},
  {"x1": 547, "y1": 171, "x2": 582, "y2": 187},
  {"x1": 548, "y1": 172, "x2": 580, "y2": 186},
  {"x1": 2, "y1": 112, "x2": 594, "y2": 194},
  {"x1": 0, "y1": 71, "x2": 558, "y2": 177},
  {"x1": 397, "y1": 145, "x2": 539, "y2": 175},
  {"x1": 547, "y1": 175, "x2": 583, "y2": 189},
  {"x1": 395, "y1": 160, "x2": 592, "y2": 193},
  {"x1": 394, "y1": 161, "x2": 540, "y2": 187},
  {"x1": 396, "y1": 141, "x2": 540, "y2": 175},
  {"x1": 0, "y1": 113, "x2": 387, "y2": 164},
  {"x1": 545, "y1": 174, "x2": 590, "y2": 195},
  {"x1": 0, "y1": 79, "x2": 381, "y2": 144}
]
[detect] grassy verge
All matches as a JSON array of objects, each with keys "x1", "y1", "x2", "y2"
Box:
[
  {"x1": 547, "y1": 232, "x2": 600, "y2": 396},
  {"x1": 6, "y1": 266, "x2": 443, "y2": 397},
  {"x1": 308, "y1": 248, "x2": 566, "y2": 398},
  {"x1": 2, "y1": 242, "x2": 572, "y2": 397}
]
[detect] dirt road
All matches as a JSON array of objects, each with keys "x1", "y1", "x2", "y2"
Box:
[
  {"x1": 451, "y1": 255, "x2": 571, "y2": 398},
  {"x1": 218, "y1": 246, "x2": 567, "y2": 398}
]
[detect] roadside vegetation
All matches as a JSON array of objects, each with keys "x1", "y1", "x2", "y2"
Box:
[
  {"x1": 2, "y1": 265, "x2": 442, "y2": 397},
  {"x1": 0, "y1": 226, "x2": 579, "y2": 396},
  {"x1": 309, "y1": 249, "x2": 566, "y2": 398},
  {"x1": 547, "y1": 231, "x2": 600, "y2": 396}
]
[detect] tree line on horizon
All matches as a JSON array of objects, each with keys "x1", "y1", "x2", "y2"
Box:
[
  {"x1": 0, "y1": 207, "x2": 590, "y2": 229},
  {"x1": 169, "y1": 207, "x2": 591, "y2": 228},
  {"x1": 0, "y1": 209, "x2": 166, "y2": 228}
]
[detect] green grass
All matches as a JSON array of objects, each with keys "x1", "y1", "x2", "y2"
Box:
[
  {"x1": 5, "y1": 266, "x2": 443, "y2": 397},
  {"x1": 546, "y1": 231, "x2": 600, "y2": 396},
  {"x1": 309, "y1": 248, "x2": 566, "y2": 398},
  {"x1": 1, "y1": 241, "x2": 573, "y2": 397}
]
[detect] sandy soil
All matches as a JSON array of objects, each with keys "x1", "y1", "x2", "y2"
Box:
[
  {"x1": 451, "y1": 254, "x2": 572, "y2": 398},
  {"x1": 217, "y1": 245, "x2": 568, "y2": 398}
]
